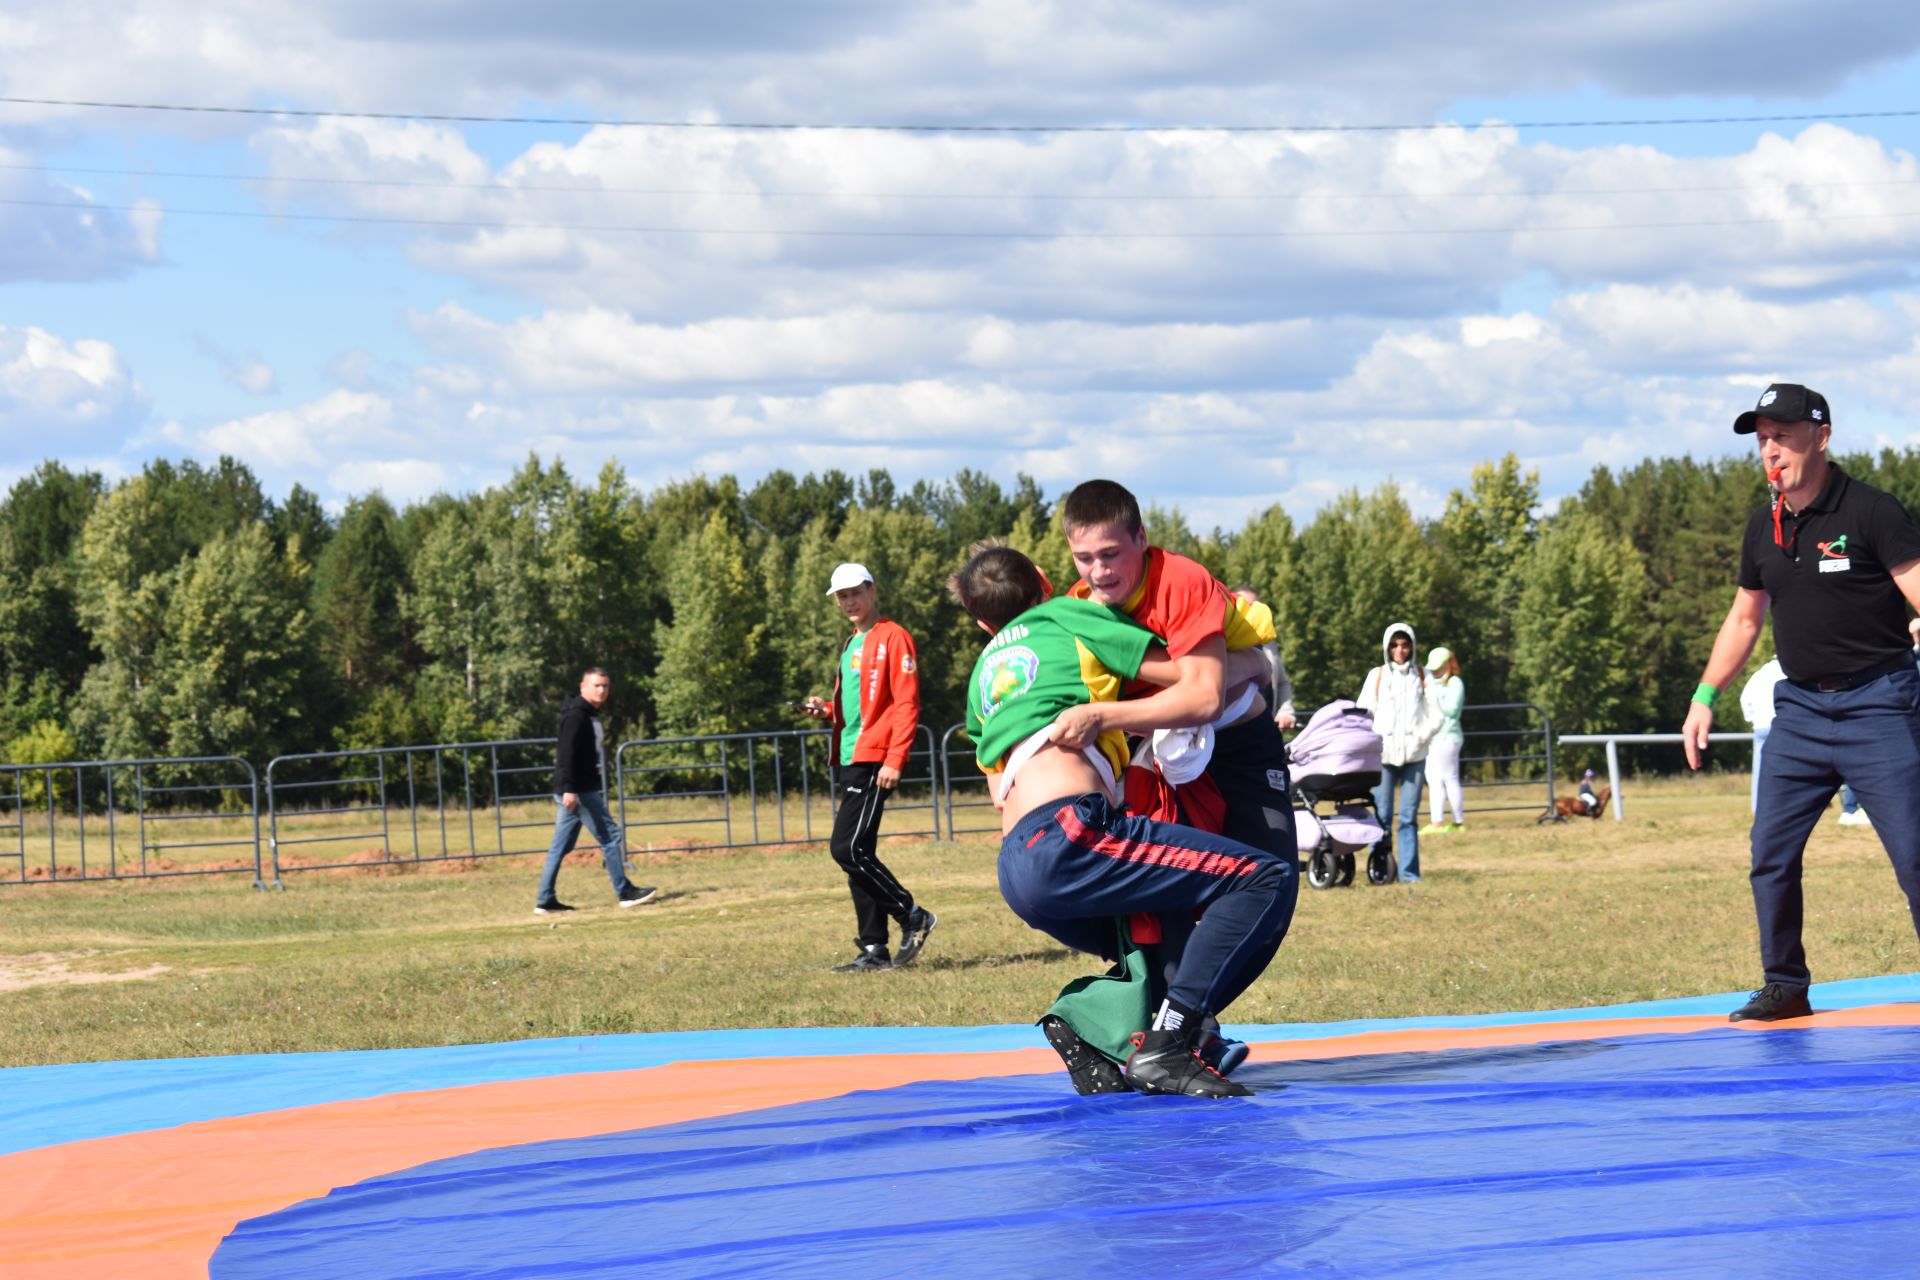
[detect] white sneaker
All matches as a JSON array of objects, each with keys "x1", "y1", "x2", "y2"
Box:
[{"x1": 1838, "y1": 809, "x2": 1872, "y2": 827}]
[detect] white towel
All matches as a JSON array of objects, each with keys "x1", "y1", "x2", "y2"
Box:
[{"x1": 1143, "y1": 685, "x2": 1260, "y2": 785}]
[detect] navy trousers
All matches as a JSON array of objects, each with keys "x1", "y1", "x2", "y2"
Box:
[
  {"x1": 1750, "y1": 667, "x2": 1920, "y2": 987},
  {"x1": 1000, "y1": 792, "x2": 1296, "y2": 1015}
]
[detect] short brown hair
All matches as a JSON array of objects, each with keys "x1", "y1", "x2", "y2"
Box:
[
  {"x1": 1060, "y1": 479, "x2": 1142, "y2": 536},
  {"x1": 949, "y1": 542, "x2": 1048, "y2": 631}
]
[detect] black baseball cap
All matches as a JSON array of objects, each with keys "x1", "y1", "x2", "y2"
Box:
[{"x1": 1734, "y1": 383, "x2": 1831, "y2": 434}]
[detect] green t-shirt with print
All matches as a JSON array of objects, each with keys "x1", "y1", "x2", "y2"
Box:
[
  {"x1": 966, "y1": 596, "x2": 1156, "y2": 783},
  {"x1": 839, "y1": 632, "x2": 865, "y2": 761}
]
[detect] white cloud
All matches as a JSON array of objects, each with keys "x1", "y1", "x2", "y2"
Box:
[
  {"x1": 197, "y1": 389, "x2": 397, "y2": 474},
  {"x1": 224, "y1": 115, "x2": 1920, "y2": 335},
  {"x1": 0, "y1": 326, "x2": 147, "y2": 453},
  {"x1": 0, "y1": 149, "x2": 166, "y2": 283},
  {"x1": 195, "y1": 336, "x2": 279, "y2": 395},
  {"x1": 324, "y1": 458, "x2": 448, "y2": 501}
]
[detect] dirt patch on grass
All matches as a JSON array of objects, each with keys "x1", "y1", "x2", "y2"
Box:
[{"x1": 0, "y1": 950, "x2": 170, "y2": 992}]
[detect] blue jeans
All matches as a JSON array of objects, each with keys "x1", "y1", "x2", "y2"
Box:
[
  {"x1": 1373, "y1": 759, "x2": 1428, "y2": 882},
  {"x1": 536, "y1": 790, "x2": 632, "y2": 904},
  {"x1": 1841, "y1": 782, "x2": 1859, "y2": 815},
  {"x1": 1750, "y1": 669, "x2": 1920, "y2": 987}
]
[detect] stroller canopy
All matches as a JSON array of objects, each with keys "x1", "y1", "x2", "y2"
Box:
[{"x1": 1289, "y1": 699, "x2": 1384, "y2": 784}]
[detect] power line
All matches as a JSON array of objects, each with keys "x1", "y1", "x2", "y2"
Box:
[
  {"x1": 4, "y1": 94, "x2": 1919, "y2": 134},
  {"x1": 8, "y1": 195, "x2": 1920, "y2": 240},
  {"x1": 9, "y1": 160, "x2": 1920, "y2": 206}
]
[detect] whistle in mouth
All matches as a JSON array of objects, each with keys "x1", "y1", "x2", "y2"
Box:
[{"x1": 1768, "y1": 465, "x2": 1785, "y2": 489}]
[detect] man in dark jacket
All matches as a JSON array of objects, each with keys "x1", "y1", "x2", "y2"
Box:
[{"x1": 535, "y1": 667, "x2": 657, "y2": 913}]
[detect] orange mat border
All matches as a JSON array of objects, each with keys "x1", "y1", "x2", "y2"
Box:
[{"x1": 6, "y1": 1004, "x2": 1918, "y2": 1280}]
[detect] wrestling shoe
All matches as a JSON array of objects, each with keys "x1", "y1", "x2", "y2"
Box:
[
  {"x1": 892, "y1": 906, "x2": 938, "y2": 967},
  {"x1": 533, "y1": 900, "x2": 575, "y2": 914},
  {"x1": 1729, "y1": 982, "x2": 1812, "y2": 1023},
  {"x1": 618, "y1": 885, "x2": 658, "y2": 907},
  {"x1": 1197, "y1": 1029, "x2": 1250, "y2": 1077},
  {"x1": 832, "y1": 942, "x2": 893, "y2": 972},
  {"x1": 1123, "y1": 1029, "x2": 1252, "y2": 1098},
  {"x1": 1041, "y1": 1015, "x2": 1130, "y2": 1095}
]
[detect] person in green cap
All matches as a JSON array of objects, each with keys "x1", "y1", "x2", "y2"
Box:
[{"x1": 1420, "y1": 646, "x2": 1467, "y2": 835}]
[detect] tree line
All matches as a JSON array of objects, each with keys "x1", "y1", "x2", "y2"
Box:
[{"x1": 4, "y1": 447, "x2": 1916, "y2": 773}]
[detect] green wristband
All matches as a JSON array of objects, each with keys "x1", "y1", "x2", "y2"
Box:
[{"x1": 1691, "y1": 682, "x2": 1719, "y2": 709}]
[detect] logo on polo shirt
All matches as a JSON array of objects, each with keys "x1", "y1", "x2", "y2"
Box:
[
  {"x1": 1818, "y1": 534, "x2": 1851, "y2": 573},
  {"x1": 977, "y1": 646, "x2": 1039, "y2": 718}
]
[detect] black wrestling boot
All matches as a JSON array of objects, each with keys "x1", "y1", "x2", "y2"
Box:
[
  {"x1": 1041, "y1": 1015, "x2": 1131, "y2": 1095},
  {"x1": 1123, "y1": 1029, "x2": 1253, "y2": 1098}
]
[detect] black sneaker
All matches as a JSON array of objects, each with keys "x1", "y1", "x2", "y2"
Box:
[
  {"x1": 1123, "y1": 1029, "x2": 1253, "y2": 1098},
  {"x1": 533, "y1": 900, "x2": 575, "y2": 915},
  {"x1": 832, "y1": 942, "x2": 892, "y2": 972},
  {"x1": 892, "y1": 906, "x2": 938, "y2": 967},
  {"x1": 1041, "y1": 1015, "x2": 1131, "y2": 1095},
  {"x1": 1729, "y1": 982, "x2": 1813, "y2": 1022},
  {"x1": 618, "y1": 885, "x2": 658, "y2": 908}
]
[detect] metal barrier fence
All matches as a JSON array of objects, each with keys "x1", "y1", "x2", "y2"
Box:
[
  {"x1": 1556, "y1": 731, "x2": 1755, "y2": 821},
  {"x1": 263, "y1": 727, "x2": 947, "y2": 883},
  {"x1": 616, "y1": 724, "x2": 941, "y2": 853},
  {"x1": 0, "y1": 755, "x2": 261, "y2": 886},
  {"x1": 265, "y1": 738, "x2": 563, "y2": 882},
  {"x1": 933, "y1": 704, "x2": 1564, "y2": 832},
  {"x1": 939, "y1": 723, "x2": 999, "y2": 840},
  {"x1": 1459, "y1": 702, "x2": 1561, "y2": 821}
]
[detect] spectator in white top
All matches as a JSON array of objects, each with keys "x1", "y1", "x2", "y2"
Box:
[
  {"x1": 1739, "y1": 657, "x2": 1785, "y2": 816},
  {"x1": 1356, "y1": 621, "x2": 1445, "y2": 884}
]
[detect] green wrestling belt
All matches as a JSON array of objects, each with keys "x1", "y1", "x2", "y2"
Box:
[{"x1": 1041, "y1": 921, "x2": 1160, "y2": 1066}]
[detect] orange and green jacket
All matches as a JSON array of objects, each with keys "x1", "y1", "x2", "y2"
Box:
[{"x1": 828, "y1": 617, "x2": 921, "y2": 770}]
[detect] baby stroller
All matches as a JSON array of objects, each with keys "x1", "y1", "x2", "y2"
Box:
[{"x1": 1288, "y1": 700, "x2": 1389, "y2": 889}]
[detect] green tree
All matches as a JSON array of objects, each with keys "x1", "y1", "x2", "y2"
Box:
[
  {"x1": 653, "y1": 510, "x2": 768, "y2": 737},
  {"x1": 1432, "y1": 454, "x2": 1541, "y2": 707},
  {"x1": 149, "y1": 524, "x2": 321, "y2": 762},
  {"x1": 1289, "y1": 484, "x2": 1440, "y2": 711},
  {"x1": 313, "y1": 495, "x2": 407, "y2": 693},
  {"x1": 1565, "y1": 455, "x2": 1761, "y2": 735},
  {"x1": 4, "y1": 719, "x2": 78, "y2": 806},
  {"x1": 1510, "y1": 513, "x2": 1654, "y2": 737},
  {"x1": 271, "y1": 483, "x2": 333, "y2": 564},
  {"x1": 1222, "y1": 502, "x2": 1303, "y2": 678}
]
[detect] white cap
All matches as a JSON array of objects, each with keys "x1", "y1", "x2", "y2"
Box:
[{"x1": 825, "y1": 562, "x2": 874, "y2": 595}]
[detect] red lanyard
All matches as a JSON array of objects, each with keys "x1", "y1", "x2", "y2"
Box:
[{"x1": 1769, "y1": 467, "x2": 1790, "y2": 550}]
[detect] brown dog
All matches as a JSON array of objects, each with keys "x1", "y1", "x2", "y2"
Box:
[{"x1": 1554, "y1": 787, "x2": 1611, "y2": 820}]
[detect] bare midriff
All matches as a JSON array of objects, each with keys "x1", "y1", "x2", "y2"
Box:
[{"x1": 999, "y1": 741, "x2": 1109, "y2": 836}]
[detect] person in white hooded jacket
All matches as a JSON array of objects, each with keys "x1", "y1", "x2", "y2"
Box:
[{"x1": 1355, "y1": 621, "x2": 1446, "y2": 883}]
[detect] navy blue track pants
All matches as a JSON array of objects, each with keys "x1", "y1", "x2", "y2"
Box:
[
  {"x1": 1000, "y1": 791, "x2": 1296, "y2": 1015},
  {"x1": 1751, "y1": 667, "x2": 1920, "y2": 987}
]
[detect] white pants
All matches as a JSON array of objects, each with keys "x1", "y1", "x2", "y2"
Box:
[{"x1": 1427, "y1": 734, "x2": 1464, "y2": 824}]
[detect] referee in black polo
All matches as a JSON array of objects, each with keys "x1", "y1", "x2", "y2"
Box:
[{"x1": 1684, "y1": 383, "x2": 1920, "y2": 1022}]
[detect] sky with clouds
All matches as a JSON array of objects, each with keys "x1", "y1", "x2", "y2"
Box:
[{"x1": 4, "y1": 0, "x2": 1920, "y2": 528}]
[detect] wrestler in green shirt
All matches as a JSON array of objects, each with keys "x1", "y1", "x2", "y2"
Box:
[{"x1": 966, "y1": 595, "x2": 1155, "y2": 790}]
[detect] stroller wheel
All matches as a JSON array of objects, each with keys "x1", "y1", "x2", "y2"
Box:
[
  {"x1": 1366, "y1": 844, "x2": 1396, "y2": 885},
  {"x1": 1335, "y1": 851, "x2": 1356, "y2": 886},
  {"x1": 1306, "y1": 847, "x2": 1341, "y2": 890}
]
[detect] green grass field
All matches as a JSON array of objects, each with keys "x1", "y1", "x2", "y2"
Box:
[{"x1": 3, "y1": 773, "x2": 1914, "y2": 1068}]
